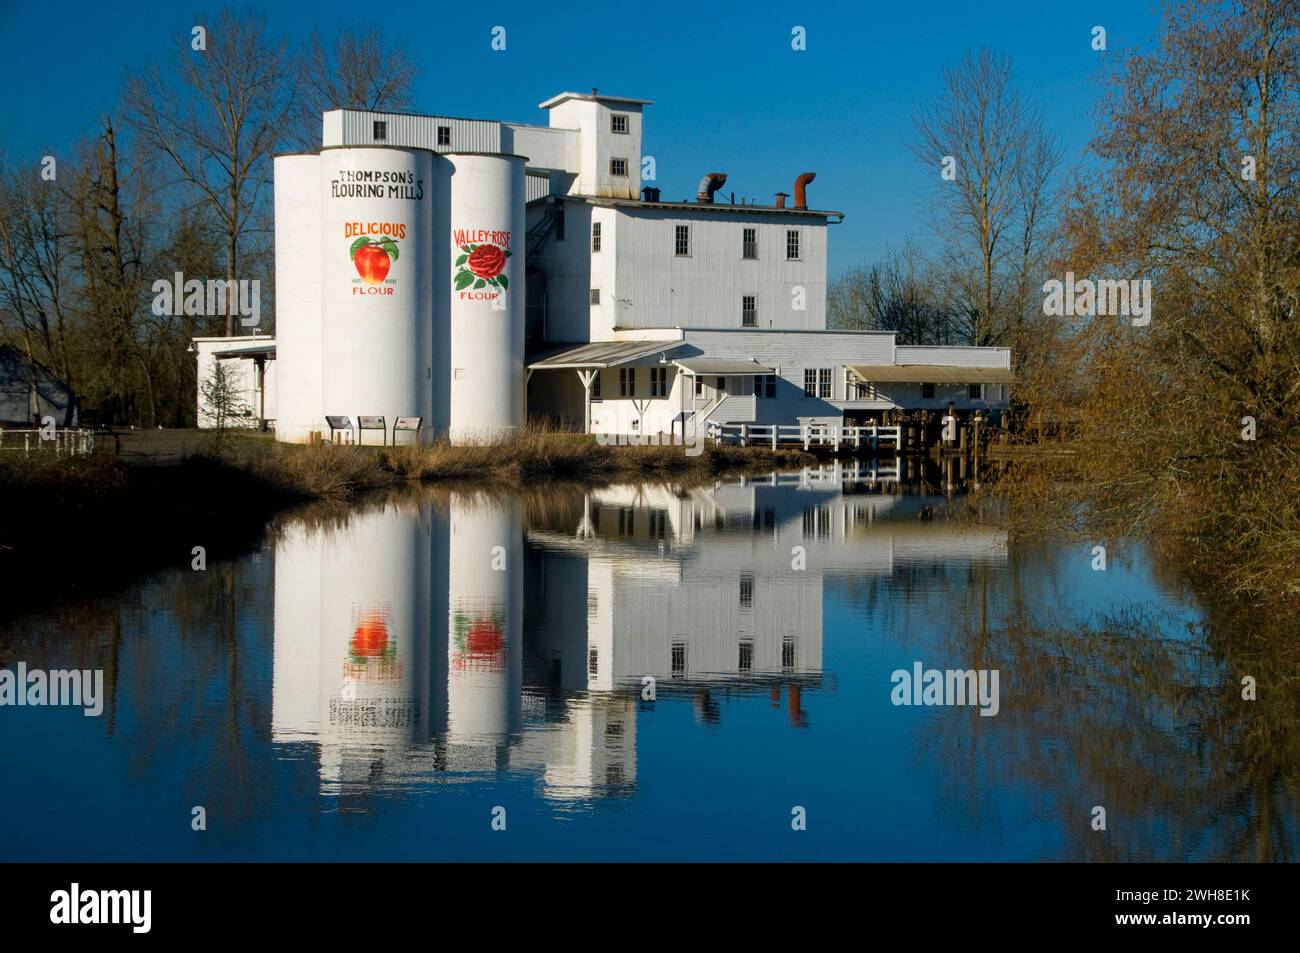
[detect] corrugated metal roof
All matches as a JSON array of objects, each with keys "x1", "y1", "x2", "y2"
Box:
[
  {"x1": 674, "y1": 358, "x2": 775, "y2": 374},
  {"x1": 529, "y1": 341, "x2": 679, "y2": 369},
  {"x1": 848, "y1": 364, "x2": 1015, "y2": 384}
]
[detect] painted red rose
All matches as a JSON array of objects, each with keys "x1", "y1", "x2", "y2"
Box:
[{"x1": 467, "y1": 244, "x2": 506, "y2": 280}]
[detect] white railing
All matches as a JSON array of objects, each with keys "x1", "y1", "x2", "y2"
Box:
[
  {"x1": 707, "y1": 422, "x2": 902, "y2": 451},
  {"x1": 0, "y1": 428, "x2": 96, "y2": 455}
]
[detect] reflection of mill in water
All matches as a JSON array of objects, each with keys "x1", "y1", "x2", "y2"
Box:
[{"x1": 271, "y1": 473, "x2": 1006, "y2": 801}]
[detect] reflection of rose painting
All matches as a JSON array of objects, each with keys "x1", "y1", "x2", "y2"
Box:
[
  {"x1": 453, "y1": 242, "x2": 510, "y2": 292},
  {"x1": 452, "y1": 608, "x2": 506, "y2": 672}
]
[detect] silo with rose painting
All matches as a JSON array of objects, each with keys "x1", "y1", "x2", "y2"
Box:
[{"x1": 446, "y1": 153, "x2": 527, "y2": 444}]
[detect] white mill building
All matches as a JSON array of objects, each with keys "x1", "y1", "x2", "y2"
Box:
[{"x1": 197, "y1": 90, "x2": 1013, "y2": 443}]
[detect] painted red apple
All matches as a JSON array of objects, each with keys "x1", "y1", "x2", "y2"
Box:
[{"x1": 353, "y1": 243, "x2": 391, "y2": 285}]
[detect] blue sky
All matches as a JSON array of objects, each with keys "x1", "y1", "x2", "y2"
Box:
[{"x1": 1, "y1": 0, "x2": 1163, "y2": 276}]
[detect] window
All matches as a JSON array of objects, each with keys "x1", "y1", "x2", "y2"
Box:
[
  {"x1": 591, "y1": 371, "x2": 602, "y2": 400},
  {"x1": 782, "y1": 637, "x2": 797, "y2": 671},
  {"x1": 738, "y1": 641, "x2": 754, "y2": 672},
  {"x1": 649, "y1": 509, "x2": 667, "y2": 539},
  {"x1": 590, "y1": 288, "x2": 601, "y2": 305},
  {"x1": 671, "y1": 641, "x2": 688, "y2": 677},
  {"x1": 610, "y1": 157, "x2": 628, "y2": 177},
  {"x1": 715, "y1": 376, "x2": 727, "y2": 395},
  {"x1": 620, "y1": 367, "x2": 635, "y2": 397},
  {"x1": 742, "y1": 295, "x2": 757, "y2": 327},
  {"x1": 650, "y1": 366, "x2": 668, "y2": 397},
  {"x1": 968, "y1": 383, "x2": 983, "y2": 400},
  {"x1": 818, "y1": 368, "x2": 832, "y2": 398},
  {"x1": 754, "y1": 374, "x2": 776, "y2": 398},
  {"x1": 853, "y1": 380, "x2": 877, "y2": 400},
  {"x1": 591, "y1": 221, "x2": 601, "y2": 253},
  {"x1": 922, "y1": 383, "x2": 936, "y2": 400},
  {"x1": 611, "y1": 113, "x2": 629, "y2": 134},
  {"x1": 675, "y1": 224, "x2": 690, "y2": 256},
  {"x1": 617, "y1": 507, "x2": 633, "y2": 536},
  {"x1": 739, "y1": 572, "x2": 754, "y2": 608},
  {"x1": 437, "y1": 125, "x2": 451, "y2": 146},
  {"x1": 695, "y1": 375, "x2": 705, "y2": 397},
  {"x1": 804, "y1": 369, "x2": 817, "y2": 397},
  {"x1": 742, "y1": 228, "x2": 758, "y2": 259},
  {"x1": 786, "y1": 229, "x2": 800, "y2": 260},
  {"x1": 588, "y1": 647, "x2": 599, "y2": 677},
  {"x1": 373, "y1": 120, "x2": 387, "y2": 141}
]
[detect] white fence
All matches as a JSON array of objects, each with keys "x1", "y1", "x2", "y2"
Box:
[
  {"x1": 707, "y1": 422, "x2": 902, "y2": 451},
  {"x1": 0, "y1": 428, "x2": 96, "y2": 455}
]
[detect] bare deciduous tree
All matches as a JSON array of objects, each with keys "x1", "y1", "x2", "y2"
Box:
[
  {"x1": 913, "y1": 50, "x2": 1060, "y2": 348},
  {"x1": 124, "y1": 9, "x2": 293, "y2": 336},
  {"x1": 294, "y1": 25, "x2": 421, "y2": 148}
]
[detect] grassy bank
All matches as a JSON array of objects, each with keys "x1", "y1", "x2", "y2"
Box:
[{"x1": 0, "y1": 432, "x2": 812, "y2": 613}]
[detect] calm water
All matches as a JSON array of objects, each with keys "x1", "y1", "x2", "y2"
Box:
[{"x1": 1, "y1": 462, "x2": 1294, "y2": 861}]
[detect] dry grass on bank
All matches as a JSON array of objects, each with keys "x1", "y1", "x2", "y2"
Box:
[{"x1": 244, "y1": 432, "x2": 814, "y2": 500}]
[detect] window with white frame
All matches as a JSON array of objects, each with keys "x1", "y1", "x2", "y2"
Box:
[
  {"x1": 695, "y1": 375, "x2": 704, "y2": 397},
  {"x1": 742, "y1": 295, "x2": 757, "y2": 327},
  {"x1": 786, "y1": 229, "x2": 801, "y2": 260},
  {"x1": 591, "y1": 371, "x2": 602, "y2": 400},
  {"x1": 611, "y1": 113, "x2": 629, "y2": 134},
  {"x1": 610, "y1": 157, "x2": 628, "y2": 177},
  {"x1": 591, "y1": 221, "x2": 601, "y2": 252},
  {"x1": 742, "y1": 228, "x2": 758, "y2": 259},
  {"x1": 650, "y1": 366, "x2": 668, "y2": 397},
  {"x1": 968, "y1": 383, "x2": 983, "y2": 400},
  {"x1": 675, "y1": 224, "x2": 690, "y2": 256},
  {"x1": 818, "y1": 368, "x2": 832, "y2": 398},
  {"x1": 803, "y1": 369, "x2": 817, "y2": 397},
  {"x1": 590, "y1": 288, "x2": 600, "y2": 305},
  {"x1": 757, "y1": 374, "x2": 776, "y2": 398},
  {"x1": 620, "y1": 367, "x2": 635, "y2": 396}
]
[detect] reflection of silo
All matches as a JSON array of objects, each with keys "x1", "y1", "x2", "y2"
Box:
[
  {"x1": 272, "y1": 155, "x2": 323, "y2": 443},
  {"x1": 318, "y1": 147, "x2": 438, "y2": 439},
  {"x1": 447, "y1": 493, "x2": 522, "y2": 745},
  {"x1": 317, "y1": 504, "x2": 429, "y2": 785},
  {"x1": 447, "y1": 154, "x2": 526, "y2": 443},
  {"x1": 272, "y1": 521, "x2": 323, "y2": 740}
]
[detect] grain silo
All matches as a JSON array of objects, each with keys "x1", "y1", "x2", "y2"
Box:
[
  {"x1": 271, "y1": 154, "x2": 323, "y2": 443},
  {"x1": 446, "y1": 154, "x2": 527, "y2": 443},
  {"x1": 317, "y1": 146, "x2": 438, "y2": 442}
]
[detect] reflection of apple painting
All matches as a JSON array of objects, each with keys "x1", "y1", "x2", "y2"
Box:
[
  {"x1": 350, "y1": 610, "x2": 392, "y2": 659},
  {"x1": 349, "y1": 235, "x2": 399, "y2": 285},
  {"x1": 452, "y1": 608, "x2": 506, "y2": 672}
]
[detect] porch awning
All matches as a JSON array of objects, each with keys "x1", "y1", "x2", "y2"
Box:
[
  {"x1": 528, "y1": 340, "x2": 678, "y2": 370},
  {"x1": 673, "y1": 358, "x2": 775, "y2": 375},
  {"x1": 847, "y1": 364, "x2": 1014, "y2": 384},
  {"x1": 213, "y1": 342, "x2": 276, "y2": 359}
]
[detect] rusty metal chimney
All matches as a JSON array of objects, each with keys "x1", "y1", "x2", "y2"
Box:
[
  {"x1": 774, "y1": 192, "x2": 789, "y2": 209},
  {"x1": 697, "y1": 172, "x2": 727, "y2": 203},
  {"x1": 794, "y1": 172, "x2": 815, "y2": 210}
]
